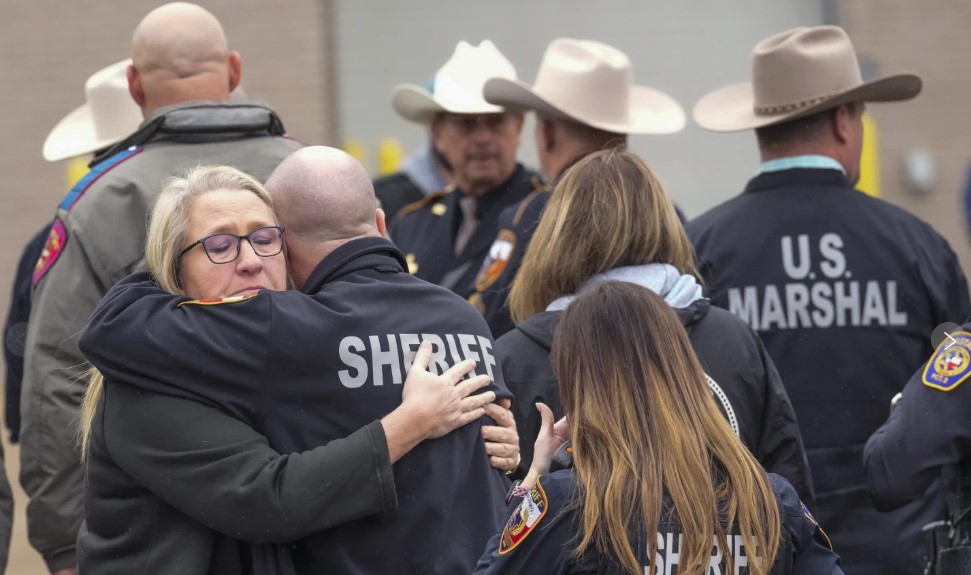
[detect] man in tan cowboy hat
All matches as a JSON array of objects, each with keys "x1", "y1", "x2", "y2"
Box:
[
  {"x1": 687, "y1": 25, "x2": 971, "y2": 574},
  {"x1": 467, "y1": 38, "x2": 684, "y2": 338},
  {"x1": 389, "y1": 40, "x2": 543, "y2": 298},
  {"x1": 19, "y1": 5, "x2": 303, "y2": 573}
]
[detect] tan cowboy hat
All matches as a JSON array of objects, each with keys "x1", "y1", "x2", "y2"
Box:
[
  {"x1": 391, "y1": 40, "x2": 517, "y2": 124},
  {"x1": 483, "y1": 38, "x2": 685, "y2": 135},
  {"x1": 43, "y1": 59, "x2": 144, "y2": 162},
  {"x1": 694, "y1": 25, "x2": 922, "y2": 132}
]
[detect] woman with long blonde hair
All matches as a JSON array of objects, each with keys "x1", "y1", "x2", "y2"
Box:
[
  {"x1": 498, "y1": 149, "x2": 813, "y2": 506},
  {"x1": 475, "y1": 282, "x2": 842, "y2": 574}
]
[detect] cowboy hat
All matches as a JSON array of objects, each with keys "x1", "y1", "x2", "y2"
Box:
[
  {"x1": 693, "y1": 25, "x2": 922, "y2": 132},
  {"x1": 483, "y1": 38, "x2": 685, "y2": 135},
  {"x1": 391, "y1": 40, "x2": 517, "y2": 124},
  {"x1": 43, "y1": 59, "x2": 144, "y2": 162}
]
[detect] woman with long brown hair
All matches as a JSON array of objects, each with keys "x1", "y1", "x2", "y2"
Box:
[
  {"x1": 498, "y1": 148, "x2": 813, "y2": 505},
  {"x1": 475, "y1": 282, "x2": 841, "y2": 574}
]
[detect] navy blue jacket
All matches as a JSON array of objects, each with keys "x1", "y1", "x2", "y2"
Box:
[
  {"x1": 389, "y1": 164, "x2": 543, "y2": 298},
  {"x1": 474, "y1": 471, "x2": 841, "y2": 574},
  {"x1": 865, "y1": 324, "x2": 971, "y2": 512},
  {"x1": 80, "y1": 237, "x2": 512, "y2": 574},
  {"x1": 374, "y1": 172, "x2": 425, "y2": 226},
  {"x1": 3, "y1": 224, "x2": 48, "y2": 441},
  {"x1": 687, "y1": 167, "x2": 971, "y2": 575},
  {"x1": 496, "y1": 301, "x2": 814, "y2": 506}
]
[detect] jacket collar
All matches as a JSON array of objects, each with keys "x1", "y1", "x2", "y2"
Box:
[
  {"x1": 743, "y1": 167, "x2": 853, "y2": 195},
  {"x1": 302, "y1": 236, "x2": 407, "y2": 294},
  {"x1": 451, "y1": 164, "x2": 528, "y2": 219},
  {"x1": 93, "y1": 100, "x2": 286, "y2": 165}
]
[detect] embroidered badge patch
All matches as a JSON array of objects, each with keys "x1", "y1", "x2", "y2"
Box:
[
  {"x1": 177, "y1": 294, "x2": 259, "y2": 307},
  {"x1": 923, "y1": 331, "x2": 971, "y2": 391},
  {"x1": 474, "y1": 230, "x2": 517, "y2": 292},
  {"x1": 32, "y1": 219, "x2": 68, "y2": 287},
  {"x1": 498, "y1": 480, "x2": 548, "y2": 554}
]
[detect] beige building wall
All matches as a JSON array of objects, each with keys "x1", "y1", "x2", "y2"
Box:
[
  {"x1": 0, "y1": 2, "x2": 334, "y2": 571},
  {"x1": 841, "y1": 0, "x2": 971, "y2": 282}
]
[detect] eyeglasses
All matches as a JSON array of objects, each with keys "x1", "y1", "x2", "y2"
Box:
[{"x1": 178, "y1": 226, "x2": 285, "y2": 264}]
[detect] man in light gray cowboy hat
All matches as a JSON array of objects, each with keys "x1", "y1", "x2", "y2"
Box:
[
  {"x1": 467, "y1": 38, "x2": 685, "y2": 339},
  {"x1": 389, "y1": 40, "x2": 544, "y2": 299},
  {"x1": 687, "y1": 25, "x2": 971, "y2": 574}
]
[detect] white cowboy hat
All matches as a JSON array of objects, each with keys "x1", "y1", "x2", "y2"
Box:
[
  {"x1": 43, "y1": 59, "x2": 144, "y2": 161},
  {"x1": 483, "y1": 38, "x2": 685, "y2": 135},
  {"x1": 693, "y1": 25, "x2": 922, "y2": 132},
  {"x1": 391, "y1": 40, "x2": 517, "y2": 124}
]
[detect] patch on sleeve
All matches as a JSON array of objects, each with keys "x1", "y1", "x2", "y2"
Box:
[
  {"x1": 474, "y1": 229, "x2": 517, "y2": 292},
  {"x1": 922, "y1": 331, "x2": 971, "y2": 391},
  {"x1": 177, "y1": 294, "x2": 259, "y2": 307},
  {"x1": 801, "y1": 501, "x2": 833, "y2": 550},
  {"x1": 498, "y1": 480, "x2": 548, "y2": 555},
  {"x1": 32, "y1": 219, "x2": 68, "y2": 287}
]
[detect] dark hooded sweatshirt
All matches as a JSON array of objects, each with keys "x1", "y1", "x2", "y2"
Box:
[{"x1": 497, "y1": 298, "x2": 815, "y2": 507}]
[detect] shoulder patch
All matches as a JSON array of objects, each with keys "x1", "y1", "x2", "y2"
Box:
[
  {"x1": 474, "y1": 229, "x2": 517, "y2": 292},
  {"x1": 499, "y1": 480, "x2": 549, "y2": 555},
  {"x1": 923, "y1": 331, "x2": 971, "y2": 391},
  {"x1": 177, "y1": 294, "x2": 259, "y2": 307},
  {"x1": 58, "y1": 146, "x2": 143, "y2": 213},
  {"x1": 801, "y1": 500, "x2": 832, "y2": 550},
  {"x1": 396, "y1": 189, "x2": 451, "y2": 220},
  {"x1": 32, "y1": 219, "x2": 68, "y2": 287}
]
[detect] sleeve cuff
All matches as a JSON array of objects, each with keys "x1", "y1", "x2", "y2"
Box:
[
  {"x1": 44, "y1": 546, "x2": 77, "y2": 573},
  {"x1": 365, "y1": 420, "x2": 398, "y2": 512}
]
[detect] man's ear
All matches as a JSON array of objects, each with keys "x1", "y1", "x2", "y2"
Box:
[
  {"x1": 227, "y1": 51, "x2": 242, "y2": 93},
  {"x1": 832, "y1": 104, "x2": 854, "y2": 145},
  {"x1": 375, "y1": 208, "x2": 387, "y2": 238},
  {"x1": 539, "y1": 117, "x2": 556, "y2": 154},
  {"x1": 127, "y1": 64, "x2": 147, "y2": 112}
]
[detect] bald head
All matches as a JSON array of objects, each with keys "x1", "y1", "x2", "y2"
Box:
[
  {"x1": 129, "y1": 3, "x2": 241, "y2": 115},
  {"x1": 267, "y1": 146, "x2": 380, "y2": 244}
]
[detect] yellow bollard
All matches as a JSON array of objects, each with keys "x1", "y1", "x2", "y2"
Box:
[
  {"x1": 857, "y1": 113, "x2": 880, "y2": 198},
  {"x1": 377, "y1": 137, "x2": 404, "y2": 176},
  {"x1": 65, "y1": 155, "x2": 92, "y2": 189}
]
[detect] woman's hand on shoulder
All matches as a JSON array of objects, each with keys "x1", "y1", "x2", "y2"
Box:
[{"x1": 401, "y1": 341, "x2": 495, "y2": 439}]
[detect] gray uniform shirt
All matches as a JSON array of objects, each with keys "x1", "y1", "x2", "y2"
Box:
[{"x1": 20, "y1": 100, "x2": 302, "y2": 571}]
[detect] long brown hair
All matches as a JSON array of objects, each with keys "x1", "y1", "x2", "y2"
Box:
[
  {"x1": 551, "y1": 282, "x2": 780, "y2": 575},
  {"x1": 508, "y1": 148, "x2": 697, "y2": 323}
]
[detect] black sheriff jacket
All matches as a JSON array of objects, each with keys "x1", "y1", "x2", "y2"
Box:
[
  {"x1": 474, "y1": 471, "x2": 841, "y2": 574},
  {"x1": 80, "y1": 237, "x2": 512, "y2": 575},
  {"x1": 496, "y1": 299, "x2": 815, "y2": 506}
]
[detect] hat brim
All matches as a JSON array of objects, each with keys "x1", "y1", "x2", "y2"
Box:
[
  {"x1": 391, "y1": 83, "x2": 508, "y2": 125},
  {"x1": 484, "y1": 77, "x2": 686, "y2": 135},
  {"x1": 693, "y1": 72, "x2": 922, "y2": 132},
  {"x1": 43, "y1": 103, "x2": 123, "y2": 162}
]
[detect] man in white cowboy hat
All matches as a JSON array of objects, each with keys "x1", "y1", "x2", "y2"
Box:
[
  {"x1": 467, "y1": 38, "x2": 685, "y2": 339},
  {"x1": 389, "y1": 40, "x2": 543, "y2": 298},
  {"x1": 687, "y1": 25, "x2": 971, "y2": 574},
  {"x1": 4, "y1": 59, "x2": 142, "y2": 446},
  {"x1": 19, "y1": 4, "x2": 302, "y2": 573},
  {"x1": 0, "y1": 60, "x2": 143, "y2": 574},
  {"x1": 372, "y1": 74, "x2": 451, "y2": 220}
]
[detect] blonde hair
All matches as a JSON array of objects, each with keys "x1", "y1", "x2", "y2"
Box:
[
  {"x1": 508, "y1": 148, "x2": 697, "y2": 323},
  {"x1": 79, "y1": 165, "x2": 276, "y2": 457},
  {"x1": 552, "y1": 282, "x2": 781, "y2": 575}
]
